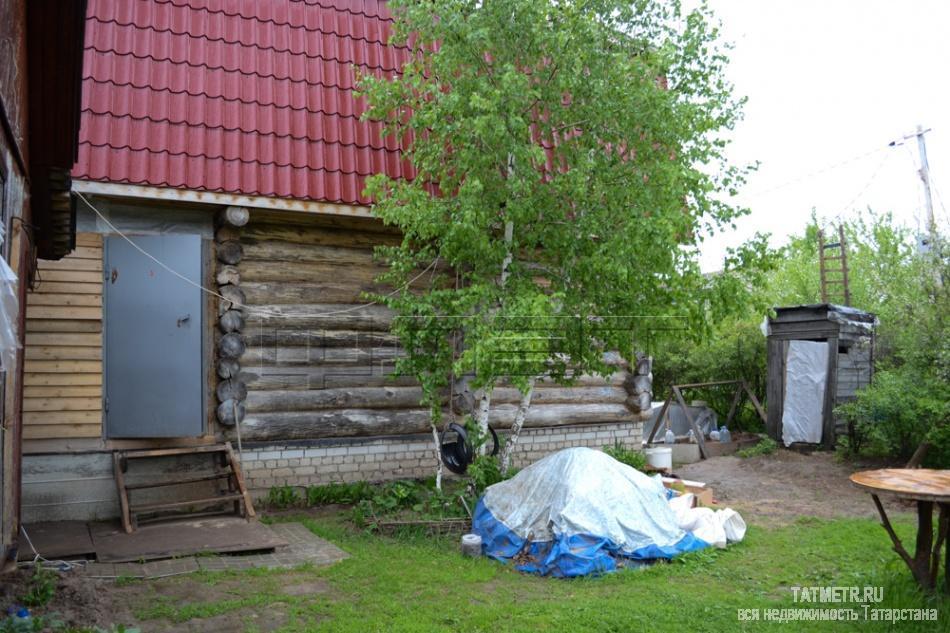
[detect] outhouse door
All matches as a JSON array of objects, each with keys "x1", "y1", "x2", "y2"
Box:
[
  {"x1": 780, "y1": 340, "x2": 829, "y2": 445},
  {"x1": 104, "y1": 234, "x2": 204, "y2": 437}
]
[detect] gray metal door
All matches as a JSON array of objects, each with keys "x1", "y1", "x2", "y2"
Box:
[{"x1": 105, "y1": 234, "x2": 204, "y2": 437}]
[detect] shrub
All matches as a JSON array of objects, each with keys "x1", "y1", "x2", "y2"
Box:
[
  {"x1": 736, "y1": 437, "x2": 777, "y2": 458},
  {"x1": 835, "y1": 368, "x2": 949, "y2": 465},
  {"x1": 602, "y1": 441, "x2": 646, "y2": 471},
  {"x1": 264, "y1": 485, "x2": 302, "y2": 509},
  {"x1": 306, "y1": 481, "x2": 373, "y2": 506}
]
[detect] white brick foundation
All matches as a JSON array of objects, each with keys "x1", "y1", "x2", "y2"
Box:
[{"x1": 238, "y1": 420, "x2": 643, "y2": 496}]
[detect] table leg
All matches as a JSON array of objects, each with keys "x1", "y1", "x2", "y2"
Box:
[
  {"x1": 870, "y1": 495, "x2": 935, "y2": 591},
  {"x1": 937, "y1": 503, "x2": 949, "y2": 593}
]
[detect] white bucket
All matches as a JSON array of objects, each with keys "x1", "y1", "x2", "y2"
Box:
[
  {"x1": 644, "y1": 447, "x2": 673, "y2": 471},
  {"x1": 460, "y1": 533, "x2": 482, "y2": 557}
]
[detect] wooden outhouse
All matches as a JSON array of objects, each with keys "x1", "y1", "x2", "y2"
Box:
[{"x1": 766, "y1": 304, "x2": 876, "y2": 449}]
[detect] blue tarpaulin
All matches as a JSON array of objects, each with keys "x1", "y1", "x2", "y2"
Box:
[{"x1": 472, "y1": 447, "x2": 710, "y2": 577}]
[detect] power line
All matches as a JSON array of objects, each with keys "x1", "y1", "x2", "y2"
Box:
[
  {"x1": 75, "y1": 191, "x2": 437, "y2": 319},
  {"x1": 743, "y1": 144, "x2": 890, "y2": 200}
]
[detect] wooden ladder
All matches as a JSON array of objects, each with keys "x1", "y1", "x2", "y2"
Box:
[
  {"x1": 819, "y1": 225, "x2": 851, "y2": 306},
  {"x1": 112, "y1": 442, "x2": 256, "y2": 533}
]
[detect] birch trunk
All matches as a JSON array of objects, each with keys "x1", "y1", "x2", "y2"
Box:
[
  {"x1": 430, "y1": 422, "x2": 444, "y2": 491},
  {"x1": 499, "y1": 377, "x2": 536, "y2": 474},
  {"x1": 475, "y1": 386, "x2": 494, "y2": 455}
]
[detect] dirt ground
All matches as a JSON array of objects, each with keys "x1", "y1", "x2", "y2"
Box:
[
  {"x1": 677, "y1": 450, "x2": 910, "y2": 526},
  {"x1": 1, "y1": 450, "x2": 911, "y2": 630}
]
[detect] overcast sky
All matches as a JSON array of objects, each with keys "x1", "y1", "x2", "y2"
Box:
[{"x1": 699, "y1": 0, "x2": 950, "y2": 271}]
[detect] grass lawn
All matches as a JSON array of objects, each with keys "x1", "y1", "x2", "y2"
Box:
[{"x1": 124, "y1": 511, "x2": 950, "y2": 632}]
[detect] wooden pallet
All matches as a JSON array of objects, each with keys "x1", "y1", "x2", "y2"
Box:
[{"x1": 112, "y1": 442, "x2": 256, "y2": 533}]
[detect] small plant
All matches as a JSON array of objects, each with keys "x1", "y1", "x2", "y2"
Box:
[
  {"x1": 306, "y1": 481, "x2": 373, "y2": 506},
  {"x1": 736, "y1": 437, "x2": 778, "y2": 458},
  {"x1": 20, "y1": 566, "x2": 57, "y2": 608},
  {"x1": 602, "y1": 441, "x2": 647, "y2": 471},
  {"x1": 264, "y1": 485, "x2": 302, "y2": 509}
]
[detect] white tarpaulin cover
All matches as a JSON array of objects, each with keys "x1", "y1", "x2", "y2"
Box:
[
  {"x1": 782, "y1": 340, "x2": 829, "y2": 446},
  {"x1": 472, "y1": 447, "x2": 710, "y2": 576}
]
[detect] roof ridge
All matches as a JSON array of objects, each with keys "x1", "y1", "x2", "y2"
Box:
[
  {"x1": 90, "y1": 16, "x2": 410, "y2": 52},
  {"x1": 79, "y1": 140, "x2": 402, "y2": 172},
  {"x1": 150, "y1": 0, "x2": 395, "y2": 26},
  {"x1": 83, "y1": 109, "x2": 400, "y2": 150},
  {"x1": 86, "y1": 45, "x2": 401, "y2": 77}
]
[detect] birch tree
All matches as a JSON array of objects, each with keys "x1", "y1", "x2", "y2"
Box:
[{"x1": 360, "y1": 0, "x2": 762, "y2": 486}]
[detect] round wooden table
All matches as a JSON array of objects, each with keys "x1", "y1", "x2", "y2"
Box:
[{"x1": 850, "y1": 469, "x2": 950, "y2": 593}]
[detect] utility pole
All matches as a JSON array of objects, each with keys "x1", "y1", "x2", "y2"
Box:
[{"x1": 914, "y1": 124, "x2": 936, "y2": 250}]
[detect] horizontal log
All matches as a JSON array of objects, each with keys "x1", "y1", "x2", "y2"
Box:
[
  {"x1": 217, "y1": 359, "x2": 241, "y2": 380},
  {"x1": 237, "y1": 408, "x2": 434, "y2": 441},
  {"x1": 215, "y1": 224, "x2": 242, "y2": 244},
  {"x1": 488, "y1": 403, "x2": 634, "y2": 427},
  {"x1": 243, "y1": 220, "x2": 401, "y2": 248},
  {"x1": 245, "y1": 386, "x2": 426, "y2": 413},
  {"x1": 242, "y1": 240, "x2": 381, "y2": 266},
  {"x1": 218, "y1": 286, "x2": 246, "y2": 313},
  {"x1": 240, "y1": 364, "x2": 417, "y2": 390},
  {"x1": 490, "y1": 386, "x2": 628, "y2": 406},
  {"x1": 217, "y1": 241, "x2": 244, "y2": 265},
  {"x1": 238, "y1": 258, "x2": 385, "y2": 285},
  {"x1": 217, "y1": 399, "x2": 246, "y2": 426},
  {"x1": 219, "y1": 309, "x2": 245, "y2": 333},
  {"x1": 237, "y1": 402, "x2": 635, "y2": 441},
  {"x1": 218, "y1": 333, "x2": 246, "y2": 359},
  {"x1": 216, "y1": 265, "x2": 241, "y2": 286},
  {"x1": 26, "y1": 319, "x2": 102, "y2": 333},
  {"x1": 241, "y1": 280, "x2": 391, "y2": 305},
  {"x1": 216, "y1": 379, "x2": 248, "y2": 402},
  {"x1": 220, "y1": 206, "x2": 250, "y2": 227},
  {"x1": 238, "y1": 304, "x2": 394, "y2": 331},
  {"x1": 240, "y1": 345, "x2": 403, "y2": 366},
  {"x1": 243, "y1": 329, "x2": 398, "y2": 348}
]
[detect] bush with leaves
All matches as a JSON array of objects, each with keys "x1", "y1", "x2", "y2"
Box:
[{"x1": 602, "y1": 441, "x2": 647, "y2": 471}]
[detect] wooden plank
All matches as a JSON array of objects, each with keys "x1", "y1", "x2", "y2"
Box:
[
  {"x1": 25, "y1": 346, "x2": 102, "y2": 361},
  {"x1": 36, "y1": 257, "x2": 102, "y2": 271},
  {"x1": 27, "y1": 293, "x2": 102, "y2": 307},
  {"x1": 24, "y1": 385, "x2": 102, "y2": 398},
  {"x1": 21, "y1": 359, "x2": 102, "y2": 374},
  {"x1": 58, "y1": 245, "x2": 102, "y2": 260},
  {"x1": 673, "y1": 386, "x2": 708, "y2": 458},
  {"x1": 823, "y1": 336, "x2": 838, "y2": 449},
  {"x1": 26, "y1": 319, "x2": 102, "y2": 333},
  {"x1": 26, "y1": 306, "x2": 101, "y2": 320},
  {"x1": 23, "y1": 397, "x2": 102, "y2": 412},
  {"x1": 76, "y1": 233, "x2": 103, "y2": 247},
  {"x1": 23, "y1": 423, "x2": 102, "y2": 439},
  {"x1": 24, "y1": 410, "x2": 102, "y2": 425},
  {"x1": 24, "y1": 372, "x2": 102, "y2": 386},
  {"x1": 30, "y1": 282, "x2": 101, "y2": 295},
  {"x1": 25, "y1": 332, "x2": 102, "y2": 347},
  {"x1": 33, "y1": 270, "x2": 102, "y2": 284},
  {"x1": 113, "y1": 453, "x2": 133, "y2": 533}
]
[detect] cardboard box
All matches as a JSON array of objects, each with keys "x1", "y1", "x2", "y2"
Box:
[{"x1": 661, "y1": 477, "x2": 715, "y2": 507}]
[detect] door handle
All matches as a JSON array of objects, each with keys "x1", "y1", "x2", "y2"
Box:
[{"x1": 177, "y1": 314, "x2": 191, "y2": 327}]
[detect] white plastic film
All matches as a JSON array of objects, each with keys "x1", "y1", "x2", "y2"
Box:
[{"x1": 781, "y1": 340, "x2": 829, "y2": 446}]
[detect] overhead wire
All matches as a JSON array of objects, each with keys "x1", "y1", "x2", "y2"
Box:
[{"x1": 75, "y1": 191, "x2": 438, "y2": 320}]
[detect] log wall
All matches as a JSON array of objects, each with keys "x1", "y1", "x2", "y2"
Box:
[
  {"x1": 23, "y1": 233, "x2": 103, "y2": 441},
  {"x1": 233, "y1": 212, "x2": 649, "y2": 442}
]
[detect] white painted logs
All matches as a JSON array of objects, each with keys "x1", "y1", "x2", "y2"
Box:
[{"x1": 215, "y1": 206, "x2": 249, "y2": 427}]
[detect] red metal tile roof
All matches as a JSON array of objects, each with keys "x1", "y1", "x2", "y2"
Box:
[{"x1": 73, "y1": 0, "x2": 413, "y2": 205}]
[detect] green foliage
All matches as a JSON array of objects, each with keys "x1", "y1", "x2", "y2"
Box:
[
  {"x1": 735, "y1": 437, "x2": 777, "y2": 458},
  {"x1": 602, "y1": 441, "x2": 647, "y2": 471},
  {"x1": 19, "y1": 567, "x2": 56, "y2": 608},
  {"x1": 358, "y1": 0, "x2": 766, "y2": 429},
  {"x1": 264, "y1": 485, "x2": 302, "y2": 509},
  {"x1": 352, "y1": 480, "x2": 469, "y2": 528},
  {"x1": 836, "y1": 368, "x2": 950, "y2": 465},
  {"x1": 466, "y1": 455, "x2": 505, "y2": 495},
  {"x1": 306, "y1": 482, "x2": 374, "y2": 506}
]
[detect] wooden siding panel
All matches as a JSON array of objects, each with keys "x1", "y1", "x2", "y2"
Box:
[{"x1": 24, "y1": 233, "x2": 104, "y2": 442}]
